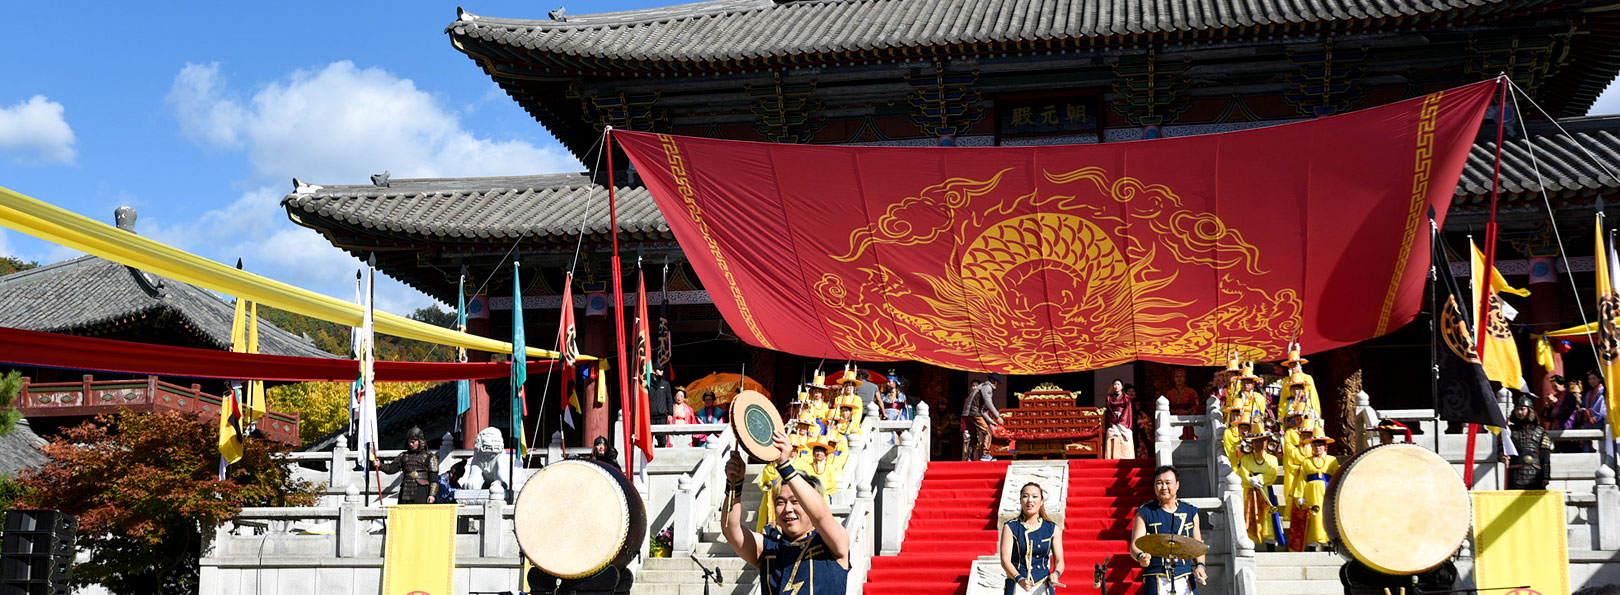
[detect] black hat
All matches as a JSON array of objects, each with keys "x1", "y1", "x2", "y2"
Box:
[
  {"x1": 986, "y1": 373, "x2": 1004, "y2": 383},
  {"x1": 406, "y1": 426, "x2": 426, "y2": 442},
  {"x1": 594, "y1": 436, "x2": 609, "y2": 446},
  {"x1": 1514, "y1": 392, "x2": 1538, "y2": 410}
]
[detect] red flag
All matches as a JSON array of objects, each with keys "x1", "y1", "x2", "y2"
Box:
[
  {"x1": 612, "y1": 81, "x2": 1497, "y2": 372},
  {"x1": 633, "y1": 271, "x2": 656, "y2": 460},
  {"x1": 558, "y1": 273, "x2": 582, "y2": 426}
]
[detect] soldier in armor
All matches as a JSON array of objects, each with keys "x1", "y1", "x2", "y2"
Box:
[
  {"x1": 1504, "y1": 392, "x2": 1552, "y2": 490},
  {"x1": 371, "y1": 426, "x2": 441, "y2": 504}
]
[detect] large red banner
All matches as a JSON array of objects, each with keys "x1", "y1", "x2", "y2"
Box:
[{"x1": 615, "y1": 81, "x2": 1496, "y2": 373}]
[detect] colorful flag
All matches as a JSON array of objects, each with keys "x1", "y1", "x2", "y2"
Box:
[
  {"x1": 228, "y1": 260, "x2": 266, "y2": 423},
  {"x1": 347, "y1": 270, "x2": 362, "y2": 439},
  {"x1": 1470, "y1": 242, "x2": 1530, "y2": 387},
  {"x1": 1597, "y1": 214, "x2": 1620, "y2": 442},
  {"x1": 455, "y1": 267, "x2": 470, "y2": 422},
  {"x1": 632, "y1": 270, "x2": 655, "y2": 461},
  {"x1": 356, "y1": 264, "x2": 380, "y2": 471},
  {"x1": 611, "y1": 81, "x2": 1498, "y2": 371},
  {"x1": 216, "y1": 381, "x2": 245, "y2": 466},
  {"x1": 1432, "y1": 222, "x2": 1506, "y2": 427},
  {"x1": 559, "y1": 273, "x2": 581, "y2": 428},
  {"x1": 511, "y1": 260, "x2": 528, "y2": 458}
]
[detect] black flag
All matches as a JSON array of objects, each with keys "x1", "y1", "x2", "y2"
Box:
[{"x1": 1431, "y1": 221, "x2": 1507, "y2": 427}]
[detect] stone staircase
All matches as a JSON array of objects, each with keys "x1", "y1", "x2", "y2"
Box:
[
  {"x1": 634, "y1": 463, "x2": 765, "y2": 595},
  {"x1": 1254, "y1": 551, "x2": 1342, "y2": 594}
]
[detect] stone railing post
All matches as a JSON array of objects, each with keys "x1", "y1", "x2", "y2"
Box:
[
  {"x1": 338, "y1": 485, "x2": 360, "y2": 558},
  {"x1": 880, "y1": 448, "x2": 906, "y2": 556},
  {"x1": 547, "y1": 430, "x2": 565, "y2": 465},
  {"x1": 1223, "y1": 468, "x2": 1257, "y2": 593},
  {"x1": 1155, "y1": 396, "x2": 1173, "y2": 468},
  {"x1": 1207, "y1": 396, "x2": 1226, "y2": 496},
  {"x1": 673, "y1": 474, "x2": 698, "y2": 556},
  {"x1": 1597, "y1": 464, "x2": 1620, "y2": 551},
  {"x1": 483, "y1": 485, "x2": 505, "y2": 557},
  {"x1": 329, "y1": 444, "x2": 350, "y2": 490}
]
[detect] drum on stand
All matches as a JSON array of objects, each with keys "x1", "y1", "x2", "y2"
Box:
[
  {"x1": 514, "y1": 457, "x2": 647, "y2": 580},
  {"x1": 1326, "y1": 442, "x2": 1470, "y2": 577}
]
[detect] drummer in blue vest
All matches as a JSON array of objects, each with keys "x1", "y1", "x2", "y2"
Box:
[
  {"x1": 1129, "y1": 465, "x2": 1208, "y2": 594},
  {"x1": 721, "y1": 429, "x2": 849, "y2": 595}
]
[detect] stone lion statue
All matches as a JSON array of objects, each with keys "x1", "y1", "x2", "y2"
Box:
[{"x1": 459, "y1": 427, "x2": 510, "y2": 491}]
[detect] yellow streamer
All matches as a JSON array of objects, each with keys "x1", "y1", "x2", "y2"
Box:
[{"x1": 0, "y1": 185, "x2": 593, "y2": 360}]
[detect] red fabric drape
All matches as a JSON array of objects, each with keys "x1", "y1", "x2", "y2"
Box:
[
  {"x1": 0, "y1": 325, "x2": 553, "y2": 382},
  {"x1": 614, "y1": 81, "x2": 1498, "y2": 373}
]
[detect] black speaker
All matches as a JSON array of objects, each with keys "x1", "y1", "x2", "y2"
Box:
[{"x1": 0, "y1": 510, "x2": 76, "y2": 595}]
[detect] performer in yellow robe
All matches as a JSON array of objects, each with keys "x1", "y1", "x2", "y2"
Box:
[
  {"x1": 1279, "y1": 413, "x2": 1313, "y2": 520},
  {"x1": 1219, "y1": 350, "x2": 1243, "y2": 410},
  {"x1": 1232, "y1": 363, "x2": 1268, "y2": 427},
  {"x1": 1291, "y1": 433, "x2": 1340, "y2": 550},
  {"x1": 1237, "y1": 433, "x2": 1282, "y2": 548},
  {"x1": 754, "y1": 462, "x2": 782, "y2": 531},
  {"x1": 803, "y1": 442, "x2": 840, "y2": 501},
  {"x1": 1222, "y1": 406, "x2": 1250, "y2": 463},
  {"x1": 1281, "y1": 368, "x2": 1321, "y2": 426},
  {"x1": 834, "y1": 376, "x2": 865, "y2": 426}
]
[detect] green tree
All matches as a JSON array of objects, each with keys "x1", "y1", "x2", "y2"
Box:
[
  {"x1": 268, "y1": 380, "x2": 442, "y2": 443},
  {"x1": 0, "y1": 369, "x2": 21, "y2": 437},
  {"x1": 19, "y1": 411, "x2": 318, "y2": 595},
  {"x1": 0, "y1": 256, "x2": 39, "y2": 277}
]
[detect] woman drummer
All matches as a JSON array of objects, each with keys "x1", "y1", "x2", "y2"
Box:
[
  {"x1": 998, "y1": 482, "x2": 1066, "y2": 595},
  {"x1": 723, "y1": 430, "x2": 849, "y2": 594}
]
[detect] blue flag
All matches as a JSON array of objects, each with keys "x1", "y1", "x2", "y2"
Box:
[{"x1": 456, "y1": 267, "x2": 470, "y2": 420}]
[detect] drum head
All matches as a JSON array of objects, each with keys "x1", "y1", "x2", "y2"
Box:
[
  {"x1": 514, "y1": 459, "x2": 640, "y2": 579},
  {"x1": 731, "y1": 390, "x2": 783, "y2": 462},
  {"x1": 1328, "y1": 443, "x2": 1470, "y2": 575}
]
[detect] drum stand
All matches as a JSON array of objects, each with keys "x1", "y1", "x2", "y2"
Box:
[{"x1": 690, "y1": 555, "x2": 724, "y2": 595}]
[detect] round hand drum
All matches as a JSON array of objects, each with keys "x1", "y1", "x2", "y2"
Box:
[
  {"x1": 514, "y1": 458, "x2": 646, "y2": 579},
  {"x1": 1326, "y1": 442, "x2": 1470, "y2": 575},
  {"x1": 730, "y1": 390, "x2": 784, "y2": 462}
]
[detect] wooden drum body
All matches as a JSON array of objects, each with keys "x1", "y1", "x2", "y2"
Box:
[
  {"x1": 514, "y1": 458, "x2": 647, "y2": 579},
  {"x1": 1326, "y1": 442, "x2": 1470, "y2": 575}
]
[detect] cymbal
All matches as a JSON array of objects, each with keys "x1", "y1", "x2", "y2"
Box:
[{"x1": 1134, "y1": 533, "x2": 1210, "y2": 559}]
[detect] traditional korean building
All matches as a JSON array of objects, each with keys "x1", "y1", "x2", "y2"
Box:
[
  {"x1": 0, "y1": 208, "x2": 323, "y2": 443},
  {"x1": 285, "y1": 0, "x2": 1620, "y2": 449}
]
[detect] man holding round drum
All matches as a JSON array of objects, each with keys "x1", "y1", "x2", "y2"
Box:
[{"x1": 722, "y1": 430, "x2": 849, "y2": 595}]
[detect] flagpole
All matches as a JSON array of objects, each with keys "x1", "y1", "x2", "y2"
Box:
[
  {"x1": 605, "y1": 127, "x2": 634, "y2": 474},
  {"x1": 1462, "y1": 76, "x2": 1511, "y2": 489}
]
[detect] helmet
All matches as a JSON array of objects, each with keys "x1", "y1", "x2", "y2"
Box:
[{"x1": 405, "y1": 426, "x2": 426, "y2": 442}]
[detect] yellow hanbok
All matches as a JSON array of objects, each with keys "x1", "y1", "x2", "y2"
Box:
[
  {"x1": 1238, "y1": 451, "x2": 1281, "y2": 544},
  {"x1": 1291, "y1": 453, "x2": 1340, "y2": 546}
]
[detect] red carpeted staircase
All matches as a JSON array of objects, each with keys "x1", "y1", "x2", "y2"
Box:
[
  {"x1": 865, "y1": 460, "x2": 1010, "y2": 595},
  {"x1": 1067, "y1": 458, "x2": 1153, "y2": 594},
  {"x1": 864, "y1": 459, "x2": 1154, "y2": 595}
]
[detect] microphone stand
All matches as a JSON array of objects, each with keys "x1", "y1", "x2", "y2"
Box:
[{"x1": 690, "y1": 554, "x2": 723, "y2": 595}]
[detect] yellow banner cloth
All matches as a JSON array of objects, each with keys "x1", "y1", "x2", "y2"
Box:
[
  {"x1": 1471, "y1": 490, "x2": 1568, "y2": 595},
  {"x1": 383, "y1": 504, "x2": 458, "y2": 595},
  {"x1": 1470, "y1": 242, "x2": 1529, "y2": 386},
  {"x1": 0, "y1": 185, "x2": 588, "y2": 360}
]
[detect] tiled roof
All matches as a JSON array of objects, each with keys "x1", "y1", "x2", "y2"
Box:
[
  {"x1": 449, "y1": 0, "x2": 1536, "y2": 67},
  {"x1": 304, "y1": 378, "x2": 514, "y2": 452},
  {"x1": 0, "y1": 256, "x2": 334, "y2": 359},
  {"x1": 283, "y1": 173, "x2": 664, "y2": 243},
  {"x1": 285, "y1": 118, "x2": 1620, "y2": 241},
  {"x1": 1456, "y1": 116, "x2": 1620, "y2": 207},
  {"x1": 0, "y1": 419, "x2": 47, "y2": 476}
]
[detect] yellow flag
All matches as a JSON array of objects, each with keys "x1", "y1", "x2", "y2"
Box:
[
  {"x1": 216, "y1": 383, "x2": 244, "y2": 464},
  {"x1": 229, "y1": 298, "x2": 266, "y2": 423},
  {"x1": 1472, "y1": 490, "x2": 1568, "y2": 594},
  {"x1": 382, "y1": 504, "x2": 457, "y2": 595},
  {"x1": 597, "y1": 360, "x2": 611, "y2": 406},
  {"x1": 1596, "y1": 214, "x2": 1620, "y2": 441},
  {"x1": 1534, "y1": 334, "x2": 1556, "y2": 374},
  {"x1": 1470, "y1": 242, "x2": 1529, "y2": 387}
]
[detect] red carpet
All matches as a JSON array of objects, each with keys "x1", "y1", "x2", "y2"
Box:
[
  {"x1": 863, "y1": 459, "x2": 1152, "y2": 595},
  {"x1": 1067, "y1": 459, "x2": 1153, "y2": 594}
]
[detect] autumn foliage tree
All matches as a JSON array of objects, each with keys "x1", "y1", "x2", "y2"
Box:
[{"x1": 18, "y1": 410, "x2": 317, "y2": 595}]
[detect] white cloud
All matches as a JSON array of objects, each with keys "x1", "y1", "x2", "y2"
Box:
[
  {"x1": 168, "y1": 61, "x2": 577, "y2": 182},
  {"x1": 161, "y1": 61, "x2": 578, "y2": 314},
  {"x1": 0, "y1": 95, "x2": 77, "y2": 165}
]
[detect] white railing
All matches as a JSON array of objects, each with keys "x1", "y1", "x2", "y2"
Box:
[
  {"x1": 843, "y1": 483, "x2": 878, "y2": 595},
  {"x1": 879, "y1": 401, "x2": 932, "y2": 555},
  {"x1": 671, "y1": 426, "x2": 736, "y2": 556},
  {"x1": 206, "y1": 483, "x2": 513, "y2": 561}
]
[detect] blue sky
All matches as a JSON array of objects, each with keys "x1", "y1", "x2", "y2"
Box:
[
  {"x1": 0, "y1": 1, "x2": 663, "y2": 314},
  {"x1": 4, "y1": 1, "x2": 1620, "y2": 316}
]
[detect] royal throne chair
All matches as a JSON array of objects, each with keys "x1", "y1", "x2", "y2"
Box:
[{"x1": 988, "y1": 382, "x2": 1103, "y2": 459}]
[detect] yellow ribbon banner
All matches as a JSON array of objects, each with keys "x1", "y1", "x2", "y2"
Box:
[
  {"x1": 383, "y1": 504, "x2": 457, "y2": 595},
  {"x1": 0, "y1": 185, "x2": 587, "y2": 359},
  {"x1": 1472, "y1": 490, "x2": 1569, "y2": 595}
]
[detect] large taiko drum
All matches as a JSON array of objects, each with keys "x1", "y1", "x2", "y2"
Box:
[
  {"x1": 514, "y1": 458, "x2": 646, "y2": 579},
  {"x1": 1325, "y1": 442, "x2": 1470, "y2": 575}
]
